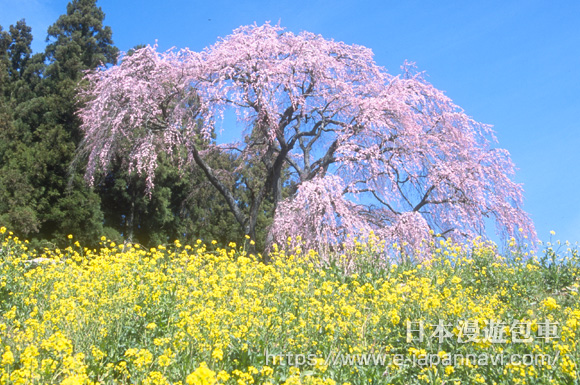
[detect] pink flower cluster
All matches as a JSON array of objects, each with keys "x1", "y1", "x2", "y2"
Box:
[{"x1": 78, "y1": 23, "x2": 536, "y2": 252}]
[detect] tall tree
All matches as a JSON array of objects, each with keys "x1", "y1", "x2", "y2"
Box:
[
  {"x1": 33, "y1": 0, "x2": 119, "y2": 245},
  {"x1": 79, "y1": 23, "x2": 536, "y2": 254},
  {"x1": 0, "y1": 2, "x2": 118, "y2": 247},
  {"x1": 0, "y1": 20, "x2": 46, "y2": 237},
  {"x1": 44, "y1": 0, "x2": 118, "y2": 144},
  {"x1": 2, "y1": 7, "x2": 249, "y2": 248}
]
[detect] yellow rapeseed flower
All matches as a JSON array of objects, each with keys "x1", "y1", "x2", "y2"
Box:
[
  {"x1": 186, "y1": 362, "x2": 217, "y2": 385},
  {"x1": 1, "y1": 347, "x2": 14, "y2": 366}
]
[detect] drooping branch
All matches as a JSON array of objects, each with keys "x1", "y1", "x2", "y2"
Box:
[{"x1": 77, "y1": 23, "x2": 536, "y2": 256}]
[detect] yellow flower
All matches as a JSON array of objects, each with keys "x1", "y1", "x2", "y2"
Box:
[
  {"x1": 143, "y1": 371, "x2": 170, "y2": 385},
  {"x1": 261, "y1": 366, "x2": 274, "y2": 376},
  {"x1": 542, "y1": 297, "x2": 560, "y2": 310},
  {"x1": 67, "y1": 234, "x2": 73, "y2": 239},
  {"x1": 146, "y1": 322, "x2": 157, "y2": 330},
  {"x1": 211, "y1": 347, "x2": 224, "y2": 361},
  {"x1": 158, "y1": 354, "x2": 172, "y2": 367},
  {"x1": 91, "y1": 346, "x2": 106, "y2": 361},
  {"x1": 186, "y1": 362, "x2": 217, "y2": 385},
  {"x1": 1, "y1": 347, "x2": 14, "y2": 366},
  {"x1": 217, "y1": 370, "x2": 230, "y2": 382}
]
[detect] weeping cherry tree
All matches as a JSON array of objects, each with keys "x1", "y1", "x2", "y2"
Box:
[{"x1": 77, "y1": 23, "x2": 536, "y2": 256}]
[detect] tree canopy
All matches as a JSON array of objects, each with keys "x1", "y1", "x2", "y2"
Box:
[{"x1": 78, "y1": 23, "x2": 536, "y2": 253}]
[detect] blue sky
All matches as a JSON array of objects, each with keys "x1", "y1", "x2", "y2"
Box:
[{"x1": 1, "y1": 0, "x2": 579, "y2": 245}]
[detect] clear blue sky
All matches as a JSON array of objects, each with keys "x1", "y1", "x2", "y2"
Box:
[{"x1": 1, "y1": 0, "x2": 579, "y2": 245}]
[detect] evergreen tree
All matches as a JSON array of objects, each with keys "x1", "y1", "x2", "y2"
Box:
[
  {"x1": 0, "y1": 21, "x2": 45, "y2": 237},
  {"x1": 44, "y1": 0, "x2": 118, "y2": 144},
  {"x1": 30, "y1": 0, "x2": 119, "y2": 245},
  {"x1": 7, "y1": 20, "x2": 33, "y2": 80},
  {"x1": 0, "y1": 2, "x2": 118, "y2": 248},
  {"x1": 92, "y1": 128, "x2": 250, "y2": 248}
]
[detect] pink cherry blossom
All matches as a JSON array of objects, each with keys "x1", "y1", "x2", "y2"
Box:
[{"x1": 77, "y1": 23, "x2": 536, "y2": 255}]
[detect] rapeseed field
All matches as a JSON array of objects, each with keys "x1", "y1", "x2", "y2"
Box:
[{"x1": 0, "y1": 227, "x2": 578, "y2": 384}]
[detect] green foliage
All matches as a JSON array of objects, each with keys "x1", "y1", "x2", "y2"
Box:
[
  {"x1": 95, "y1": 149, "x2": 249, "y2": 248},
  {"x1": 0, "y1": 2, "x2": 288, "y2": 250},
  {"x1": 45, "y1": 0, "x2": 117, "y2": 74},
  {"x1": 0, "y1": 2, "x2": 115, "y2": 247}
]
